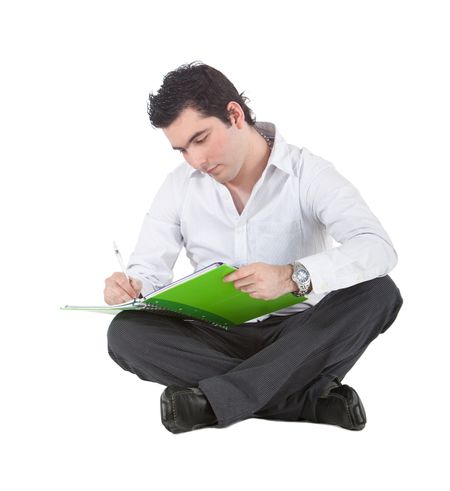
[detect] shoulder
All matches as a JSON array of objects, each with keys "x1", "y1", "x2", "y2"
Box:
[
  {"x1": 287, "y1": 145, "x2": 345, "y2": 214},
  {"x1": 295, "y1": 147, "x2": 337, "y2": 185},
  {"x1": 171, "y1": 160, "x2": 194, "y2": 180},
  {"x1": 159, "y1": 160, "x2": 191, "y2": 187},
  {"x1": 158, "y1": 161, "x2": 193, "y2": 191},
  {"x1": 271, "y1": 122, "x2": 336, "y2": 182},
  {"x1": 157, "y1": 161, "x2": 192, "y2": 217}
]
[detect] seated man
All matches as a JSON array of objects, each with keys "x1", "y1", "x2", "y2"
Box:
[{"x1": 104, "y1": 61, "x2": 403, "y2": 434}]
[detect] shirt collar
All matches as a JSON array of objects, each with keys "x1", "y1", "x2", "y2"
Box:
[{"x1": 186, "y1": 121, "x2": 296, "y2": 178}]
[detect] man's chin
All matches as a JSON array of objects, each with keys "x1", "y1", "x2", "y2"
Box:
[{"x1": 210, "y1": 165, "x2": 227, "y2": 181}]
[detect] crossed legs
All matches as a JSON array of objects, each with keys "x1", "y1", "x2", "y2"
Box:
[{"x1": 107, "y1": 275, "x2": 403, "y2": 428}]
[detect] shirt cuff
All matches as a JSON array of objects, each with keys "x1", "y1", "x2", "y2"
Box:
[
  {"x1": 126, "y1": 269, "x2": 161, "y2": 297},
  {"x1": 297, "y1": 253, "x2": 336, "y2": 295}
]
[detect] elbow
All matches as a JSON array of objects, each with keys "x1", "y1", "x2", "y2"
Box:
[
  {"x1": 362, "y1": 234, "x2": 398, "y2": 276},
  {"x1": 387, "y1": 246, "x2": 398, "y2": 273},
  {"x1": 379, "y1": 239, "x2": 398, "y2": 275}
]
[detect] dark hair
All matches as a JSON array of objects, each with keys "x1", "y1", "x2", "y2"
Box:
[{"x1": 147, "y1": 61, "x2": 256, "y2": 129}]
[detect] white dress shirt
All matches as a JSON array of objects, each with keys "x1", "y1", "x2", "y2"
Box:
[{"x1": 127, "y1": 121, "x2": 398, "y2": 322}]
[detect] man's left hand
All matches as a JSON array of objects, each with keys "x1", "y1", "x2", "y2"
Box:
[{"x1": 223, "y1": 262, "x2": 298, "y2": 300}]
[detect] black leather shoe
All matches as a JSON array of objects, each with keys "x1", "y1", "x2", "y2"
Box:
[
  {"x1": 160, "y1": 386, "x2": 218, "y2": 434},
  {"x1": 314, "y1": 379, "x2": 367, "y2": 431}
]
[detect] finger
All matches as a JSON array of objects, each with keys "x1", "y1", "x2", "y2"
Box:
[
  {"x1": 249, "y1": 293, "x2": 262, "y2": 299},
  {"x1": 104, "y1": 294, "x2": 114, "y2": 305},
  {"x1": 223, "y1": 266, "x2": 251, "y2": 283},
  {"x1": 115, "y1": 293, "x2": 133, "y2": 304},
  {"x1": 108, "y1": 285, "x2": 134, "y2": 304},
  {"x1": 116, "y1": 276, "x2": 137, "y2": 298},
  {"x1": 233, "y1": 278, "x2": 256, "y2": 290},
  {"x1": 237, "y1": 285, "x2": 254, "y2": 294},
  {"x1": 104, "y1": 292, "x2": 129, "y2": 305},
  {"x1": 105, "y1": 273, "x2": 132, "y2": 304},
  {"x1": 107, "y1": 273, "x2": 132, "y2": 296}
]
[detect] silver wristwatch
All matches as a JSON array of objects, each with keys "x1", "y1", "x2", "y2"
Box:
[{"x1": 290, "y1": 261, "x2": 311, "y2": 296}]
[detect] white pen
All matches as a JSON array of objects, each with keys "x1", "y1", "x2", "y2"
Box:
[
  {"x1": 113, "y1": 241, "x2": 130, "y2": 281},
  {"x1": 113, "y1": 241, "x2": 142, "y2": 301}
]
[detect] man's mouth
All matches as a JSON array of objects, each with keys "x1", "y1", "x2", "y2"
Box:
[{"x1": 207, "y1": 165, "x2": 220, "y2": 174}]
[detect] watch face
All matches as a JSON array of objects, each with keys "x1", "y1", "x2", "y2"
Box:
[{"x1": 294, "y1": 268, "x2": 310, "y2": 283}]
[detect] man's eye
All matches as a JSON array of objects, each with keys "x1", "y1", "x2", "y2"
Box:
[
  {"x1": 178, "y1": 135, "x2": 208, "y2": 153},
  {"x1": 195, "y1": 136, "x2": 208, "y2": 144}
]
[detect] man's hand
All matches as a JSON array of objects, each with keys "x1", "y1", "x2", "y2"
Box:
[
  {"x1": 104, "y1": 272, "x2": 142, "y2": 305},
  {"x1": 223, "y1": 262, "x2": 298, "y2": 300}
]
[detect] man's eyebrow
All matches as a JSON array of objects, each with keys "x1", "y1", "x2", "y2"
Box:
[{"x1": 172, "y1": 129, "x2": 209, "y2": 151}]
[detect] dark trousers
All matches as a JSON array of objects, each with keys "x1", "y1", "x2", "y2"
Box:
[{"x1": 107, "y1": 275, "x2": 403, "y2": 428}]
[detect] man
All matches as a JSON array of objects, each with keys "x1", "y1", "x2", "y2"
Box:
[{"x1": 105, "y1": 61, "x2": 403, "y2": 434}]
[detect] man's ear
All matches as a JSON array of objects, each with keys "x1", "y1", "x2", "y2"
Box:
[{"x1": 226, "y1": 101, "x2": 245, "y2": 128}]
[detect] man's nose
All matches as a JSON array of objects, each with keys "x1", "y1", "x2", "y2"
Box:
[{"x1": 188, "y1": 151, "x2": 209, "y2": 171}]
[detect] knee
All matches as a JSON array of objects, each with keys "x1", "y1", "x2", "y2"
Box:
[
  {"x1": 370, "y1": 275, "x2": 403, "y2": 310},
  {"x1": 107, "y1": 310, "x2": 170, "y2": 357},
  {"x1": 380, "y1": 276, "x2": 403, "y2": 332},
  {"x1": 353, "y1": 274, "x2": 400, "y2": 304},
  {"x1": 107, "y1": 310, "x2": 141, "y2": 354},
  {"x1": 362, "y1": 275, "x2": 403, "y2": 333}
]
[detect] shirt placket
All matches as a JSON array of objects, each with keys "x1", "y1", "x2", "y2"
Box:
[{"x1": 234, "y1": 221, "x2": 248, "y2": 267}]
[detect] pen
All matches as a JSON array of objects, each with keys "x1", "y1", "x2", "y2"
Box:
[
  {"x1": 113, "y1": 241, "x2": 129, "y2": 281},
  {"x1": 113, "y1": 241, "x2": 143, "y2": 301}
]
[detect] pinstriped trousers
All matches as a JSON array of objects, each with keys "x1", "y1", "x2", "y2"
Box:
[{"x1": 107, "y1": 275, "x2": 403, "y2": 428}]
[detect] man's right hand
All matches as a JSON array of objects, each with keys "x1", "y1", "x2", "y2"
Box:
[{"x1": 104, "y1": 272, "x2": 143, "y2": 305}]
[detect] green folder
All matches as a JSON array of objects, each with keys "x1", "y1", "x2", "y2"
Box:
[{"x1": 62, "y1": 262, "x2": 307, "y2": 330}]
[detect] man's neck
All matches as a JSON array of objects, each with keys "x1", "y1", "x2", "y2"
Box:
[{"x1": 225, "y1": 127, "x2": 272, "y2": 194}]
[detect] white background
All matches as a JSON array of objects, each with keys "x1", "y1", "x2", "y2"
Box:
[{"x1": 1, "y1": 1, "x2": 448, "y2": 489}]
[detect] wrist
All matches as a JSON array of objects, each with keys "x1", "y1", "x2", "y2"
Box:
[
  {"x1": 289, "y1": 261, "x2": 313, "y2": 296},
  {"x1": 285, "y1": 264, "x2": 299, "y2": 294}
]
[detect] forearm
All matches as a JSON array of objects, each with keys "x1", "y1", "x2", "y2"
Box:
[
  {"x1": 298, "y1": 235, "x2": 398, "y2": 294},
  {"x1": 127, "y1": 214, "x2": 183, "y2": 296}
]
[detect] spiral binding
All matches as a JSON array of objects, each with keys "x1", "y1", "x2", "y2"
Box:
[{"x1": 134, "y1": 302, "x2": 228, "y2": 329}]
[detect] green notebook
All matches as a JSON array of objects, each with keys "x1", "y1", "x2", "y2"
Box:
[{"x1": 61, "y1": 262, "x2": 307, "y2": 330}]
